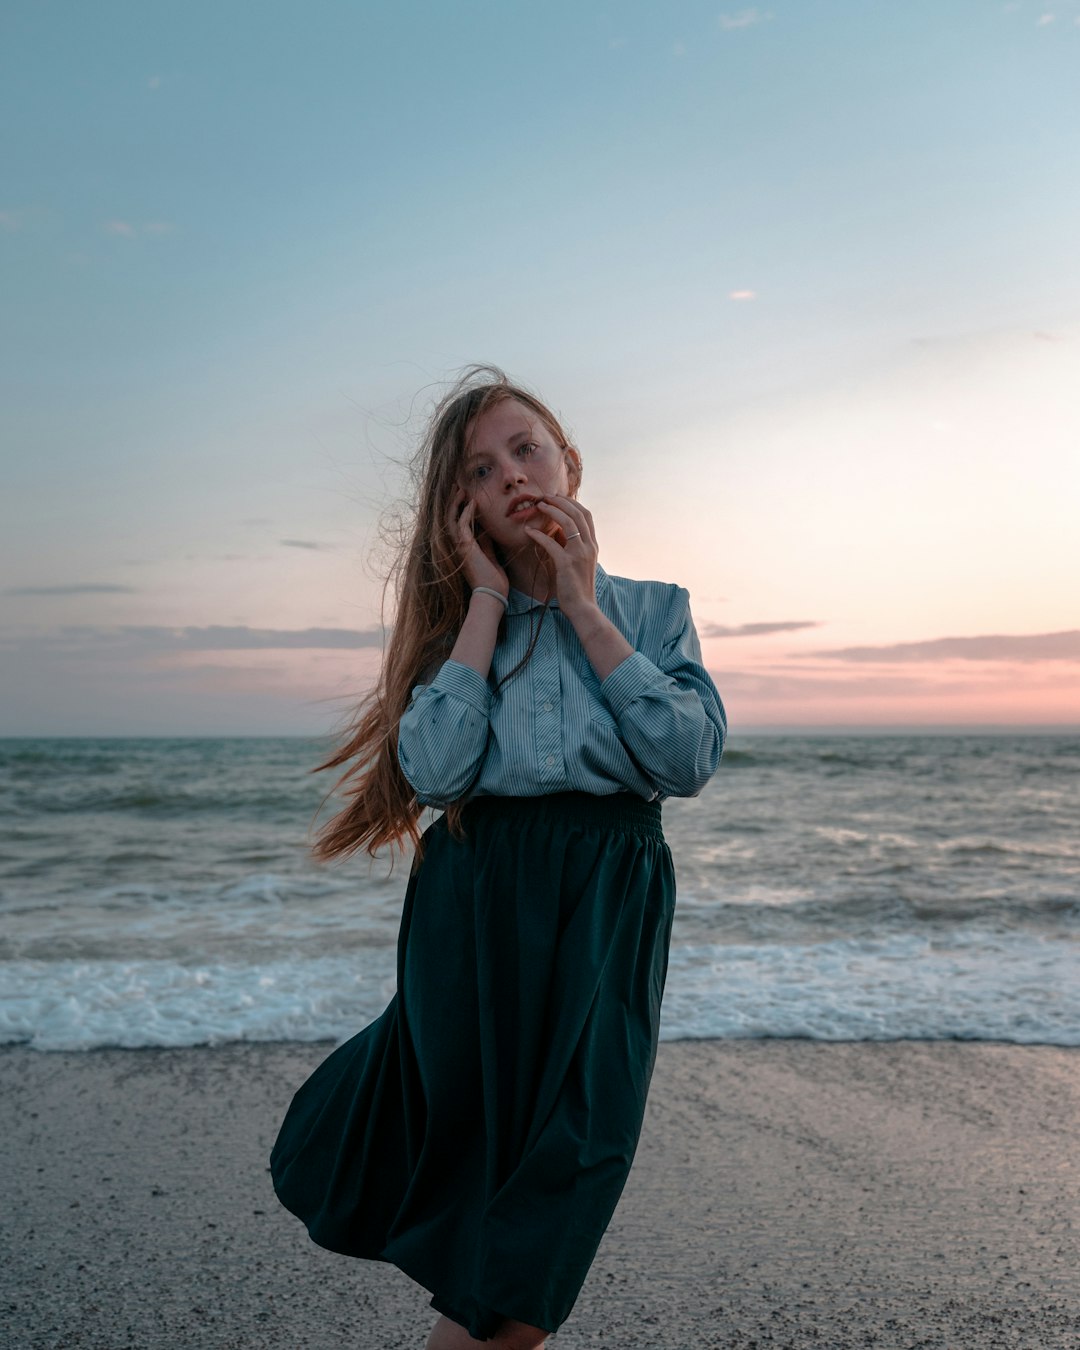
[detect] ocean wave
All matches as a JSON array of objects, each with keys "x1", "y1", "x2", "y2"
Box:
[
  {"x1": 3, "y1": 929, "x2": 1077, "y2": 1051},
  {"x1": 711, "y1": 748, "x2": 756, "y2": 767},
  {"x1": 4, "y1": 733, "x2": 1078, "y2": 1051},
  {"x1": 14, "y1": 785, "x2": 317, "y2": 817}
]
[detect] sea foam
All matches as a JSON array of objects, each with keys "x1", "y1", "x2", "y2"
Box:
[{"x1": 2, "y1": 929, "x2": 1076, "y2": 1051}]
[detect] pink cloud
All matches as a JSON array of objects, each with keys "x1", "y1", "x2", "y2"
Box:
[
  {"x1": 798, "y1": 630, "x2": 1080, "y2": 664},
  {"x1": 708, "y1": 663, "x2": 1080, "y2": 726},
  {"x1": 702, "y1": 620, "x2": 820, "y2": 638}
]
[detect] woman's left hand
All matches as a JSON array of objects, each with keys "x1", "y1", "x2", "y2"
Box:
[{"x1": 523, "y1": 495, "x2": 600, "y2": 618}]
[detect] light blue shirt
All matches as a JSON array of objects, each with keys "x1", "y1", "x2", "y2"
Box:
[{"x1": 396, "y1": 565, "x2": 726, "y2": 807}]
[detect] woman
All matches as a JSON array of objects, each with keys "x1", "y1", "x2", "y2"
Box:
[{"x1": 270, "y1": 366, "x2": 727, "y2": 1347}]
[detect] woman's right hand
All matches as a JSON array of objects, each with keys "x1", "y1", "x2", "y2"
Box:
[{"x1": 449, "y1": 491, "x2": 510, "y2": 598}]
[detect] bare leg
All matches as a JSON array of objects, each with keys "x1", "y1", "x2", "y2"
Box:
[
  {"x1": 425, "y1": 1314, "x2": 548, "y2": 1350},
  {"x1": 425, "y1": 1317, "x2": 481, "y2": 1350}
]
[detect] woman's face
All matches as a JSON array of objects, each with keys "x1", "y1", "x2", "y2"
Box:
[{"x1": 461, "y1": 399, "x2": 580, "y2": 556}]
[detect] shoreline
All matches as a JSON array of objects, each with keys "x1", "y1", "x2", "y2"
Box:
[{"x1": 5, "y1": 1038, "x2": 1079, "y2": 1348}]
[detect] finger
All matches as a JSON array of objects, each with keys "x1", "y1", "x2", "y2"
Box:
[
  {"x1": 522, "y1": 526, "x2": 563, "y2": 560},
  {"x1": 545, "y1": 494, "x2": 592, "y2": 531},
  {"x1": 454, "y1": 499, "x2": 478, "y2": 548},
  {"x1": 539, "y1": 496, "x2": 593, "y2": 544},
  {"x1": 532, "y1": 499, "x2": 576, "y2": 531}
]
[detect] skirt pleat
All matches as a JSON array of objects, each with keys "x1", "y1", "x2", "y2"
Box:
[{"x1": 270, "y1": 792, "x2": 676, "y2": 1340}]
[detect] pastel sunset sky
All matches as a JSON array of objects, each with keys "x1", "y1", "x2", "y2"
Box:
[{"x1": 2, "y1": 1, "x2": 1078, "y2": 735}]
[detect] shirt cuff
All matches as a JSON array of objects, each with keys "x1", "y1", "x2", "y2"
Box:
[
  {"x1": 430, "y1": 659, "x2": 493, "y2": 715},
  {"x1": 600, "y1": 650, "x2": 668, "y2": 719}
]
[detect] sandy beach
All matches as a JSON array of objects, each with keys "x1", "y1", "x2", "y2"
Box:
[{"x1": 3, "y1": 1039, "x2": 1078, "y2": 1349}]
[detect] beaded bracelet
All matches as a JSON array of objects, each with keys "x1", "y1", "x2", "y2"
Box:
[{"x1": 472, "y1": 586, "x2": 510, "y2": 611}]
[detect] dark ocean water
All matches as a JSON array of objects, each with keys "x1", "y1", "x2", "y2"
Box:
[{"x1": 1, "y1": 734, "x2": 1077, "y2": 1049}]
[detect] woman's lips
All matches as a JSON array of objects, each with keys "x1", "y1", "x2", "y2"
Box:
[{"x1": 507, "y1": 496, "x2": 542, "y2": 520}]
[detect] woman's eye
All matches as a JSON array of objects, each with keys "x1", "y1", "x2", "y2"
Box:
[
  {"x1": 517, "y1": 442, "x2": 539, "y2": 457},
  {"x1": 472, "y1": 465, "x2": 490, "y2": 480}
]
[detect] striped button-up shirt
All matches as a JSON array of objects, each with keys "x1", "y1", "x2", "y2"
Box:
[{"x1": 396, "y1": 564, "x2": 726, "y2": 807}]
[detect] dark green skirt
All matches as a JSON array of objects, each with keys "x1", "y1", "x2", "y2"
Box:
[{"x1": 270, "y1": 791, "x2": 676, "y2": 1340}]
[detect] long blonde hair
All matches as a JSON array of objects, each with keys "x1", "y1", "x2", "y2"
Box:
[{"x1": 308, "y1": 365, "x2": 579, "y2": 863}]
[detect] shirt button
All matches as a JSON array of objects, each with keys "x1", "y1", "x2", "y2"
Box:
[
  {"x1": 543, "y1": 702, "x2": 553, "y2": 712},
  {"x1": 545, "y1": 755, "x2": 555, "y2": 766}
]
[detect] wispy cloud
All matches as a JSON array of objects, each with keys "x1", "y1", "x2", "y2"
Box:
[
  {"x1": 729, "y1": 289, "x2": 757, "y2": 301},
  {"x1": 280, "y1": 539, "x2": 335, "y2": 551},
  {"x1": 799, "y1": 630, "x2": 1080, "y2": 663},
  {"x1": 1, "y1": 205, "x2": 56, "y2": 234},
  {"x1": 711, "y1": 667, "x2": 967, "y2": 699},
  {"x1": 102, "y1": 219, "x2": 174, "y2": 239},
  {"x1": 4, "y1": 583, "x2": 137, "y2": 596},
  {"x1": 718, "y1": 8, "x2": 773, "y2": 31},
  {"x1": 114, "y1": 624, "x2": 384, "y2": 651},
  {"x1": 912, "y1": 329, "x2": 1067, "y2": 348},
  {"x1": 702, "y1": 620, "x2": 821, "y2": 638},
  {"x1": 0, "y1": 624, "x2": 386, "y2": 656},
  {"x1": 1036, "y1": 12, "x2": 1055, "y2": 25}
]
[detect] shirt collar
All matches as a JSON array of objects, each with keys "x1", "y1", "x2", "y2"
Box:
[{"x1": 506, "y1": 562, "x2": 611, "y2": 615}]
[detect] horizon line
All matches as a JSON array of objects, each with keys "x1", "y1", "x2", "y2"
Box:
[{"x1": 1, "y1": 723, "x2": 1077, "y2": 741}]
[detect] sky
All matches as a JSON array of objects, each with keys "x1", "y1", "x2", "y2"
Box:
[{"x1": 2, "y1": 0, "x2": 1079, "y2": 736}]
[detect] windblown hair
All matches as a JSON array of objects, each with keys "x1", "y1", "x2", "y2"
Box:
[{"x1": 307, "y1": 365, "x2": 579, "y2": 864}]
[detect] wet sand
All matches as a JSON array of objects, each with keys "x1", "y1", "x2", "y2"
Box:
[{"x1": 3, "y1": 1039, "x2": 1079, "y2": 1349}]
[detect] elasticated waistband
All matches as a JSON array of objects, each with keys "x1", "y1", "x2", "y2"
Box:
[{"x1": 458, "y1": 790, "x2": 664, "y2": 842}]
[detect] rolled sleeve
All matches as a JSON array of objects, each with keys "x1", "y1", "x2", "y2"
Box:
[
  {"x1": 599, "y1": 651, "x2": 666, "y2": 720},
  {"x1": 396, "y1": 659, "x2": 492, "y2": 805},
  {"x1": 600, "y1": 588, "x2": 727, "y2": 798}
]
